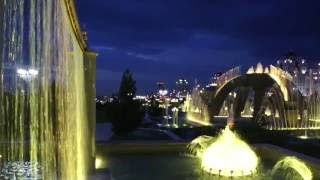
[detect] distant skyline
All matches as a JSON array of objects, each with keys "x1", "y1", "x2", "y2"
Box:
[{"x1": 76, "y1": 0, "x2": 320, "y2": 96}]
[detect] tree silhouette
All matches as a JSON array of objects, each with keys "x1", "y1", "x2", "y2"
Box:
[
  {"x1": 118, "y1": 69, "x2": 136, "y2": 101},
  {"x1": 110, "y1": 69, "x2": 145, "y2": 135}
]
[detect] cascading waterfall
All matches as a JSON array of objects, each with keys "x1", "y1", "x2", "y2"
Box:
[
  {"x1": 185, "y1": 83, "x2": 210, "y2": 125},
  {"x1": 0, "y1": 0, "x2": 88, "y2": 179},
  {"x1": 246, "y1": 63, "x2": 320, "y2": 130},
  {"x1": 241, "y1": 90, "x2": 255, "y2": 117},
  {"x1": 307, "y1": 78, "x2": 320, "y2": 128}
]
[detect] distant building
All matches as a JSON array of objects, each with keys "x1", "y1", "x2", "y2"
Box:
[
  {"x1": 157, "y1": 81, "x2": 166, "y2": 91},
  {"x1": 211, "y1": 72, "x2": 223, "y2": 86},
  {"x1": 175, "y1": 79, "x2": 189, "y2": 97},
  {"x1": 276, "y1": 51, "x2": 320, "y2": 95},
  {"x1": 276, "y1": 51, "x2": 306, "y2": 75},
  {"x1": 212, "y1": 72, "x2": 222, "y2": 82}
]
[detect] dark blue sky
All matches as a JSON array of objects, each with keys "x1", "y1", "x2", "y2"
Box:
[{"x1": 75, "y1": 0, "x2": 320, "y2": 96}]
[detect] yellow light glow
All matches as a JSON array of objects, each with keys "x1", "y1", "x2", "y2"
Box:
[
  {"x1": 255, "y1": 63, "x2": 264, "y2": 73},
  {"x1": 268, "y1": 65, "x2": 292, "y2": 101},
  {"x1": 297, "y1": 135, "x2": 309, "y2": 139},
  {"x1": 268, "y1": 127, "x2": 320, "y2": 130},
  {"x1": 247, "y1": 66, "x2": 254, "y2": 74},
  {"x1": 241, "y1": 114, "x2": 253, "y2": 118},
  {"x1": 309, "y1": 119, "x2": 320, "y2": 122},
  {"x1": 214, "y1": 115, "x2": 228, "y2": 118},
  {"x1": 264, "y1": 107, "x2": 272, "y2": 116},
  {"x1": 271, "y1": 156, "x2": 312, "y2": 180},
  {"x1": 95, "y1": 157, "x2": 106, "y2": 169},
  {"x1": 201, "y1": 126, "x2": 258, "y2": 177},
  {"x1": 187, "y1": 113, "x2": 212, "y2": 126}
]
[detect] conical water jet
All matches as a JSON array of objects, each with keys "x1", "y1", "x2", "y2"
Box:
[{"x1": 201, "y1": 125, "x2": 259, "y2": 177}]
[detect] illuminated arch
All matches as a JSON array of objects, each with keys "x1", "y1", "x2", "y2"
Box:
[{"x1": 209, "y1": 72, "x2": 303, "y2": 120}]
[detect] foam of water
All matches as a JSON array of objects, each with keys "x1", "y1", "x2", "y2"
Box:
[{"x1": 186, "y1": 135, "x2": 215, "y2": 157}]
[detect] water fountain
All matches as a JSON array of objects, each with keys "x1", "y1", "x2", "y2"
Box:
[
  {"x1": 171, "y1": 107, "x2": 179, "y2": 127},
  {"x1": 245, "y1": 63, "x2": 320, "y2": 130},
  {"x1": 0, "y1": 0, "x2": 94, "y2": 179},
  {"x1": 200, "y1": 125, "x2": 258, "y2": 177},
  {"x1": 271, "y1": 156, "x2": 313, "y2": 180},
  {"x1": 186, "y1": 135, "x2": 215, "y2": 157},
  {"x1": 186, "y1": 126, "x2": 318, "y2": 179},
  {"x1": 185, "y1": 83, "x2": 210, "y2": 125}
]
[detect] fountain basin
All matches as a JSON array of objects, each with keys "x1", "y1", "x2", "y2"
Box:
[{"x1": 96, "y1": 142, "x2": 320, "y2": 179}]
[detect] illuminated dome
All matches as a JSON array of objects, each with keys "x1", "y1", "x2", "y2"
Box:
[{"x1": 201, "y1": 126, "x2": 258, "y2": 177}]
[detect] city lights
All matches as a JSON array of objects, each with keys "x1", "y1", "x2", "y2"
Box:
[
  {"x1": 2, "y1": 0, "x2": 320, "y2": 178},
  {"x1": 159, "y1": 89, "x2": 168, "y2": 96},
  {"x1": 17, "y1": 68, "x2": 39, "y2": 79}
]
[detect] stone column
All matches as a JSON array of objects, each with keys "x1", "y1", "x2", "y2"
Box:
[{"x1": 84, "y1": 50, "x2": 97, "y2": 173}]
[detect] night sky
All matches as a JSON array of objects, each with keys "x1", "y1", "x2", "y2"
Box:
[{"x1": 75, "y1": 0, "x2": 320, "y2": 96}]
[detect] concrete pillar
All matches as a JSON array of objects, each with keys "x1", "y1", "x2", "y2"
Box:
[{"x1": 84, "y1": 51, "x2": 97, "y2": 172}]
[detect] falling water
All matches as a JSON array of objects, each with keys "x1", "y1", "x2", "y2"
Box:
[
  {"x1": 245, "y1": 63, "x2": 320, "y2": 130},
  {"x1": 241, "y1": 90, "x2": 254, "y2": 117},
  {"x1": 0, "y1": 0, "x2": 88, "y2": 179},
  {"x1": 185, "y1": 83, "x2": 210, "y2": 125},
  {"x1": 307, "y1": 70, "x2": 320, "y2": 128}
]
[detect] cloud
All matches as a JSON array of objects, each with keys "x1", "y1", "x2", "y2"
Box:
[
  {"x1": 125, "y1": 51, "x2": 158, "y2": 61},
  {"x1": 92, "y1": 45, "x2": 158, "y2": 61},
  {"x1": 77, "y1": 0, "x2": 320, "y2": 94},
  {"x1": 92, "y1": 46, "x2": 116, "y2": 51}
]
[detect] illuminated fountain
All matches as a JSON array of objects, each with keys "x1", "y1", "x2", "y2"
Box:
[
  {"x1": 201, "y1": 125, "x2": 258, "y2": 177},
  {"x1": 187, "y1": 126, "x2": 316, "y2": 178},
  {"x1": 307, "y1": 75, "x2": 320, "y2": 129},
  {"x1": 271, "y1": 156, "x2": 313, "y2": 180},
  {"x1": 245, "y1": 63, "x2": 320, "y2": 130},
  {"x1": 185, "y1": 83, "x2": 211, "y2": 125},
  {"x1": 171, "y1": 107, "x2": 179, "y2": 127},
  {"x1": 186, "y1": 135, "x2": 215, "y2": 157},
  {"x1": 0, "y1": 0, "x2": 93, "y2": 179}
]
